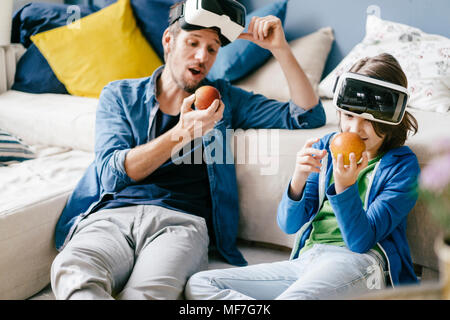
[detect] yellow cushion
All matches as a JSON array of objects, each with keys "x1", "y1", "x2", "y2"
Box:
[{"x1": 31, "y1": 0, "x2": 162, "y2": 98}]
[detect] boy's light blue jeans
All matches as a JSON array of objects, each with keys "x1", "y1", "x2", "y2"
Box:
[{"x1": 185, "y1": 244, "x2": 387, "y2": 300}]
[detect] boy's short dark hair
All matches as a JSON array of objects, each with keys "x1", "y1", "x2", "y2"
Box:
[{"x1": 346, "y1": 53, "x2": 418, "y2": 154}]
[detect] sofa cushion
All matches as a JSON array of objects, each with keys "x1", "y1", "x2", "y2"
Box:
[
  {"x1": 0, "y1": 128, "x2": 35, "y2": 164},
  {"x1": 129, "y1": 0, "x2": 178, "y2": 60},
  {"x1": 11, "y1": 2, "x2": 98, "y2": 94},
  {"x1": 30, "y1": 0, "x2": 162, "y2": 98},
  {"x1": 11, "y1": 2, "x2": 99, "y2": 48},
  {"x1": 10, "y1": 0, "x2": 179, "y2": 95},
  {"x1": 0, "y1": 90, "x2": 98, "y2": 152},
  {"x1": 0, "y1": 146, "x2": 93, "y2": 218},
  {"x1": 85, "y1": 0, "x2": 179, "y2": 60},
  {"x1": 318, "y1": 15, "x2": 450, "y2": 113},
  {"x1": 12, "y1": 44, "x2": 68, "y2": 95}
]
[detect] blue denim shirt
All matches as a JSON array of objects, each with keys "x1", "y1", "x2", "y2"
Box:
[{"x1": 54, "y1": 66, "x2": 326, "y2": 266}]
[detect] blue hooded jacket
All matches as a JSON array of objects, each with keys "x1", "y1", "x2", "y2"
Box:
[{"x1": 277, "y1": 132, "x2": 420, "y2": 286}]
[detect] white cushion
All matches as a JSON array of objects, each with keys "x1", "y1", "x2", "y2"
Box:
[
  {"x1": 235, "y1": 27, "x2": 334, "y2": 100},
  {"x1": 0, "y1": 146, "x2": 93, "y2": 213},
  {"x1": 318, "y1": 15, "x2": 450, "y2": 113},
  {"x1": 0, "y1": 90, "x2": 98, "y2": 152}
]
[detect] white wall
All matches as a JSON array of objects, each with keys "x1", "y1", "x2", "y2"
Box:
[{"x1": 14, "y1": 0, "x2": 64, "y2": 12}]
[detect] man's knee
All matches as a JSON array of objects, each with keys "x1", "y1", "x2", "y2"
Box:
[
  {"x1": 51, "y1": 250, "x2": 86, "y2": 299},
  {"x1": 50, "y1": 247, "x2": 116, "y2": 299}
]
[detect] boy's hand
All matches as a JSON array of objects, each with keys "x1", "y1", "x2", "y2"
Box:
[
  {"x1": 289, "y1": 138, "x2": 327, "y2": 200},
  {"x1": 332, "y1": 151, "x2": 369, "y2": 194}
]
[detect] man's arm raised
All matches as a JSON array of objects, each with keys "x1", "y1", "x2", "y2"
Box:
[{"x1": 238, "y1": 15, "x2": 319, "y2": 110}]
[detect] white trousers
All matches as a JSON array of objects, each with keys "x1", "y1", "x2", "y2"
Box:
[{"x1": 51, "y1": 205, "x2": 209, "y2": 300}]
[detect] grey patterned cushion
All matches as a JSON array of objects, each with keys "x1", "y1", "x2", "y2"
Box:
[{"x1": 0, "y1": 130, "x2": 35, "y2": 165}]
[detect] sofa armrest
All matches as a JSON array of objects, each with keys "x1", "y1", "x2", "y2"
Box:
[{"x1": 0, "y1": 43, "x2": 26, "y2": 94}]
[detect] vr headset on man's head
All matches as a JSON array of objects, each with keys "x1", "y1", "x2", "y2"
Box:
[
  {"x1": 169, "y1": 0, "x2": 246, "y2": 46},
  {"x1": 333, "y1": 72, "x2": 409, "y2": 125}
]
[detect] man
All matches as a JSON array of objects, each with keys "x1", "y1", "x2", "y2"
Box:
[{"x1": 51, "y1": 0, "x2": 326, "y2": 300}]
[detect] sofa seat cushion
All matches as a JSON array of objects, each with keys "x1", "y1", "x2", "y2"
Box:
[
  {"x1": 1, "y1": 146, "x2": 93, "y2": 213},
  {"x1": 0, "y1": 90, "x2": 98, "y2": 152},
  {"x1": 0, "y1": 128, "x2": 36, "y2": 164},
  {"x1": 0, "y1": 146, "x2": 93, "y2": 300}
]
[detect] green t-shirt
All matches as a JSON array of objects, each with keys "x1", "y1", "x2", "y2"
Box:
[{"x1": 300, "y1": 154, "x2": 384, "y2": 255}]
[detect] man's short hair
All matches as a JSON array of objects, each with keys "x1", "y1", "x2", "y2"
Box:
[
  {"x1": 164, "y1": 1, "x2": 222, "y2": 62},
  {"x1": 167, "y1": 1, "x2": 184, "y2": 36}
]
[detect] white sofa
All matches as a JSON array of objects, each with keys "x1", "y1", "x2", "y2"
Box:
[{"x1": 1, "y1": 43, "x2": 449, "y2": 300}]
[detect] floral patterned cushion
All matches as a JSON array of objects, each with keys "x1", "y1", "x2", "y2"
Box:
[{"x1": 318, "y1": 15, "x2": 450, "y2": 113}]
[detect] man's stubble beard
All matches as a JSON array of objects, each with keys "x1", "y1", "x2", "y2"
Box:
[{"x1": 169, "y1": 60, "x2": 203, "y2": 94}]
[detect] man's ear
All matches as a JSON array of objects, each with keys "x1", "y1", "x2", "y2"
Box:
[{"x1": 162, "y1": 28, "x2": 172, "y2": 55}]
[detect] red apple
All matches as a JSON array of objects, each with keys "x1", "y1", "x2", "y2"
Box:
[
  {"x1": 194, "y1": 85, "x2": 221, "y2": 110},
  {"x1": 330, "y1": 132, "x2": 366, "y2": 166}
]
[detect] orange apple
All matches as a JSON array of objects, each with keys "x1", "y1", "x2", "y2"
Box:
[
  {"x1": 194, "y1": 85, "x2": 221, "y2": 110},
  {"x1": 330, "y1": 132, "x2": 366, "y2": 166}
]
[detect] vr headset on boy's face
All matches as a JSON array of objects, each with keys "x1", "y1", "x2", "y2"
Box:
[
  {"x1": 333, "y1": 72, "x2": 410, "y2": 125},
  {"x1": 169, "y1": 0, "x2": 246, "y2": 46}
]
